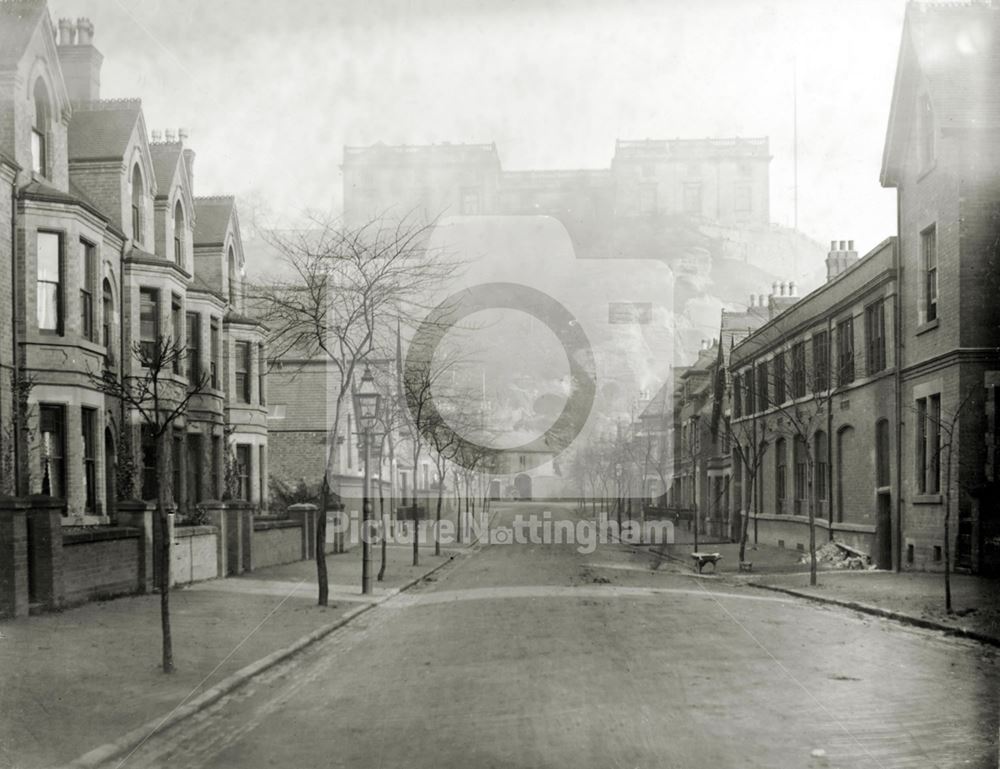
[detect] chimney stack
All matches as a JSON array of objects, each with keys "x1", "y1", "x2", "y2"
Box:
[
  {"x1": 57, "y1": 18, "x2": 102, "y2": 102},
  {"x1": 826, "y1": 238, "x2": 860, "y2": 282}
]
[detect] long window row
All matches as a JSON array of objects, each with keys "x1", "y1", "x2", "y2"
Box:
[{"x1": 731, "y1": 302, "x2": 888, "y2": 417}]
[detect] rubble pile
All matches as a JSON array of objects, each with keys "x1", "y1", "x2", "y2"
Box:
[{"x1": 800, "y1": 541, "x2": 874, "y2": 570}]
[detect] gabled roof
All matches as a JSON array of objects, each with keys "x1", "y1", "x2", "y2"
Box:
[
  {"x1": 149, "y1": 141, "x2": 183, "y2": 196},
  {"x1": 881, "y1": 1, "x2": 1000, "y2": 186},
  {"x1": 193, "y1": 196, "x2": 235, "y2": 246},
  {"x1": 0, "y1": 1, "x2": 46, "y2": 68},
  {"x1": 68, "y1": 100, "x2": 142, "y2": 161}
]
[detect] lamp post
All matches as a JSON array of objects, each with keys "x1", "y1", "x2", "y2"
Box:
[
  {"x1": 614, "y1": 462, "x2": 623, "y2": 534},
  {"x1": 372, "y1": 425, "x2": 387, "y2": 582},
  {"x1": 353, "y1": 366, "x2": 381, "y2": 596}
]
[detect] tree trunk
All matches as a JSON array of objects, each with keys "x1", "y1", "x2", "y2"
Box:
[
  {"x1": 378, "y1": 455, "x2": 387, "y2": 582},
  {"x1": 807, "y1": 460, "x2": 817, "y2": 587},
  {"x1": 157, "y1": 432, "x2": 174, "y2": 673},
  {"x1": 317, "y1": 478, "x2": 330, "y2": 605},
  {"x1": 435, "y1": 472, "x2": 443, "y2": 557},
  {"x1": 738, "y1": 473, "x2": 755, "y2": 564},
  {"x1": 944, "y1": 445, "x2": 953, "y2": 614}
]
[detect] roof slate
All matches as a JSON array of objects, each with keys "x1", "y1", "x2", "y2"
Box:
[
  {"x1": 68, "y1": 104, "x2": 141, "y2": 161},
  {"x1": 193, "y1": 196, "x2": 235, "y2": 246},
  {"x1": 0, "y1": 1, "x2": 45, "y2": 68},
  {"x1": 149, "y1": 142, "x2": 183, "y2": 196}
]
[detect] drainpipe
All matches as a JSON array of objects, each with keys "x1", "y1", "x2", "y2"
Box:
[
  {"x1": 893, "y1": 207, "x2": 904, "y2": 572},
  {"x1": 827, "y1": 314, "x2": 834, "y2": 538},
  {"x1": 10, "y1": 174, "x2": 22, "y2": 495}
]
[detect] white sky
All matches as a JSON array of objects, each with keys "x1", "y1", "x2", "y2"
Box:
[{"x1": 51, "y1": 0, "x2": 905, "y2": 254}]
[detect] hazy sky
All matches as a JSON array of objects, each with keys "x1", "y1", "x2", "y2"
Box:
[{"x1": 52, "y1": 0, "x2": 904, "y2": 254}]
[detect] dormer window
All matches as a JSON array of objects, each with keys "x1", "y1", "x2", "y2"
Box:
[
  {"x1": 31, "y1": 79, "x2": 50, "y2": 176},
  {"x1": 919, "y1": 93, "x2": 935, "y2": 170},
  {"x1": 131, "y1": 165, "x2": 144, "y2": 243},
  {"x1": 173, "y1": 201, "x2": 185, "y2": 265}
]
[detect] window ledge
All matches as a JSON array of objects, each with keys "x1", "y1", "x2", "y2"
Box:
[
  {"x1": 913, "y1": 493, "x2": 942, "y2": 505},
  {"x1": 916, "y1": 318, "x2": 939, "y2": 336}
]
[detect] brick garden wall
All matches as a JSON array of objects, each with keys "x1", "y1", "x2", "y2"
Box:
[
  {"x1": 252, "y1": 520, "x2": 303, "y2": 569},
  {"x1": 62, "y1": 529, "x2": 141, "y2": 605}
]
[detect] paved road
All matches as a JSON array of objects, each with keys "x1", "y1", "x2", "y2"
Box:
[{"x1": 114, "y1": 502, "x2": 998, "y2": 768}]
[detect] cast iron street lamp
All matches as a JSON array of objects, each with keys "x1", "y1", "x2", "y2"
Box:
[
  {"x1": 353, "y1": 366, "x2": 381, "y2": 595},
  {"x1": 614, "y1": 462, "x2": 623, "y2": 533}
]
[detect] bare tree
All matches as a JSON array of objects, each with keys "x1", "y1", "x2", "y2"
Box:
[
  {"x1": 249, "y1": 212, "x2": 451, "y2": 605},
  {"x1": 913, "y1": 387, "x2": 977, "y2": 613},
  {"x1": 90, "y1": 336, "x2": 211, "y2": 673},
  {"x1": 724, "y1": 414, "x2": 769, "y2": 564}
]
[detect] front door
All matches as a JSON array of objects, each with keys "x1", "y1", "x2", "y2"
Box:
[{"x1": 876, "y1": 493, "x2": 892, "y2": 570}]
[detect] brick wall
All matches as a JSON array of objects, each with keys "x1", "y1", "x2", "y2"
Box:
[
  {"x1": 62, "y1": 530, "x2": 141, "y2": 605},
  {"x1": 252, "y1": 520, "x2": 303, "y2": 569}
]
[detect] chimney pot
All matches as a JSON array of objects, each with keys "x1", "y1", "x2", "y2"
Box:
[
  {"x1": 749, "y1": 295, "x2": 756, "y2": 308},
  {"x1": 58, "y1": 18, "x2": 75, "y2": 45},
  {"x1": 771, "y1": 281, "x2": 779, "y2": 295},
  {"x1": 779, "y1": 281, "x2": 787, "y2": 296},
  {"x1": 848, "y1": 239, "x2": 855, "y2": 251},
  {"x1": 758, "y1": 294, "x2": 766, "y2": 307},
  {"x1": 178, "y1": 127, "x2": 189, "y2": 143},
  {"x1": 830, "y1": 240, "x2": 837, "y2": 251},
  {"x1": 151, "y1": 129, "x2": 162, "y2": 142},
  {"x1": 789, "y1": 281, "x2": 796, "y2": 296},
  {"x1": 165, "y1": 129, "x2": 176, "y2": 142},
  {"x1": 76, "y1": 18, "x2": 94, "y2": 45},
  {"x1": 839, "y1": 240, "x2": 846, "y2": 250}
]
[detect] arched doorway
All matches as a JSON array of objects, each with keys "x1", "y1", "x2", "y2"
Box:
[
  {"x1": 104, "y1": 427, "x2": 116, "y2": 518},
  {"x1": 514, "y1": 474, "x2": 532, "y2": 501}
]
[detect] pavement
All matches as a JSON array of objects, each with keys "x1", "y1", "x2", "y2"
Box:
[
  {"x1": 0, "y1": 541, "x2": 456, "y2": 769},
  {"x1": 1, "y1": 504, "x2": 997, "y2": 768},
  {"x1": 657, "y1": 539, "x2": 1000, "y2": 645}
]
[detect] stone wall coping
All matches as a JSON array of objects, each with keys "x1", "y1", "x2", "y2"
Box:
[
  {"x1": 173, "y1": 524, "x2": 220, "y2": 538},
  {"x1": 253, "y1": 519, "x2": 301, "y2": 532},
  {"x1": 0, "y1": 495, "x2": 66, "y2": 512},
  {"x1": 197, "y1": 500, "x2": 257, "y2": 512},
  {"x1": 63, "y1": 526, "x2": 141, "y2": 545},
  {"x1": 287, "y1": 503, "x2": 319, "y2": 512},
  {"x1": 750, "y1": 512, "x2": 876, "y2": 534}
]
